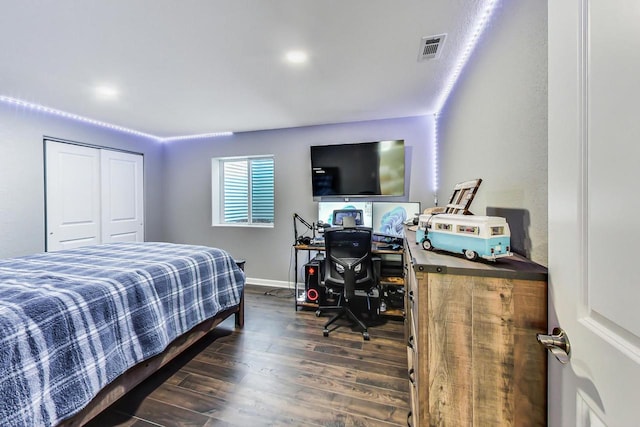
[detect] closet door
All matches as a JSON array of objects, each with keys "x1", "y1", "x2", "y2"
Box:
[
  {"x1": 45, "y1": 140, "x2": 144, "y2": 251},
  {"x1": 100, "y1": 149, "x2": 144, "y2": 243},
  {"x1": 45, "y1": 141, "x2": 101, "y2": 251}
]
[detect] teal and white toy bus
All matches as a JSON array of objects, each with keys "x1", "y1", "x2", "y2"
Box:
[{"x1": 416, "y1": 213, "x2": 512, "y2": 261}]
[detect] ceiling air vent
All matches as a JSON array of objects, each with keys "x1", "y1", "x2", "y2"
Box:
[{"x1": 418, "y1": 34, "x2": 447, "y2": 61}]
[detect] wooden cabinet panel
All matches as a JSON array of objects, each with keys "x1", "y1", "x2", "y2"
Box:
[
  {"x1": 428, "y1": 273, "x2": 473, "y2": 426},
  {"x1": 404, "y1": 233, "x2": 547, "y2": 427}
]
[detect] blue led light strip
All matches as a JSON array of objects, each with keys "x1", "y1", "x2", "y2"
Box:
[
  {"x1": 2, "y1": 2, "x2": 497, "y2": 148},
  {"x1": 434, "y1": 0, "x2": 499, "y2": 113},
  {"x1": 433, "y1": 113, "x2": 440, "y2": 195},
  {"x1": 432, "y1": 0, "x2": 500, "y2": 196},
  {"x1": 0, "y1": 95, "x2": 232, "y2": 142}
]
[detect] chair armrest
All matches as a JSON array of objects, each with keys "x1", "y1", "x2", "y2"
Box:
[
  {"x1": 372, "y1": 256, "x2": 381, "y2": 285},
  {"x1": 319, "y1": 256, "x2": 327, "y2": 285}
]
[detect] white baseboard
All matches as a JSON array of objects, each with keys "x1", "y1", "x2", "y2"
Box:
[{"x1": 245, "y1": 277, "x2": 299, "y2": 289}]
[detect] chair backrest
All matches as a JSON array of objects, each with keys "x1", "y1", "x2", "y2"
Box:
[
  {"x1": 342, "y1": 216, "x2": 356, "y2": 227},
  {"x1": 323, "y1": 226, "x2": 374, "y2": 299},
  {"x1": 332, "y1": 209, "x2": 364, "y2": 226}
]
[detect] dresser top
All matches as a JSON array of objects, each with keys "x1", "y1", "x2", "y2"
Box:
[{"x1": 405, "y1": 228, "x2": 548, "y2": 281}]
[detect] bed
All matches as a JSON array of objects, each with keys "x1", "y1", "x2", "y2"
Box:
[{"x1": 0, "y1": 242, "x2": 245, "y2": 427}]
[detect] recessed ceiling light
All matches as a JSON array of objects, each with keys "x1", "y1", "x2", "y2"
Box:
[
  {"x1": 94, "y1": 85, "x2": 119, "y2": 99},
  {"x1": 285, "y1": 50, "x2": 308, "y2": 64}
]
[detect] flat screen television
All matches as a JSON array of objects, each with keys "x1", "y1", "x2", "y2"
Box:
[{"x1": 310, "y1": 140, "x2": 405, "y2": 199}]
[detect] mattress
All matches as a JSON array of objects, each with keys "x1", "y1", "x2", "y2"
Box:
[{"x1": 0, "y1": 242, "x2": 245, "y2": 427}]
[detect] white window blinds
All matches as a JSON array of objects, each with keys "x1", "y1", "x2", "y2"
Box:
[{"x1": 214, "y1": 156, "x2": 274, "y2": 226}]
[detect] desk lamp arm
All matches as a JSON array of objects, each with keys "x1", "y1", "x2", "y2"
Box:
[{"x1": 293, "y1": 213, "x2": 315, "y2": 245}]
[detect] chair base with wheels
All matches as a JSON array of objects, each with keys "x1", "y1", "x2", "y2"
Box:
[{"x1": 320, "y1": 301, "x2": 370, "y2": 340}]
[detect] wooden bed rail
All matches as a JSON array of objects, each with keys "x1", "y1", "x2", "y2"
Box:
[{"x1": 58, "y1": 291, "x2": 245, "y2": 427}]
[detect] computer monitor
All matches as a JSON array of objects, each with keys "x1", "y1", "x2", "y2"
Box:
[
  {"x1": 332, "y1": 209, "x2": 364, "y2": 226},
  {"x1": 372, "y1": 201, "x2": 421, "y2": 237},
  {"x1": 317, "y1": 201, "x2": 373, "y2": 227}
]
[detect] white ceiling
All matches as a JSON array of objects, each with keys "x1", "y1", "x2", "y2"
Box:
[{"x1": 0, "y1": 1, "x2": 490, "y2": 138}]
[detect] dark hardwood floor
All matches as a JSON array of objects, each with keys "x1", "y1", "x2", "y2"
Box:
[{"x1": 86, "y1": 284, "x2": 410, "y2": 427}]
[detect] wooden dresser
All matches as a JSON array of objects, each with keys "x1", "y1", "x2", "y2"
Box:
[{"x1": 404, "y1": 231, "x2": 548, "y2": 426}]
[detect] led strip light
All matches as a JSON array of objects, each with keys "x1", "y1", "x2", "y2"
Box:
[
  {"x1": 0, "y1": 95, "x2": 232, "y2": 142},
  {"x1": 160, "y1": 132, "x2": 233, "y2": 142},
  {"x1": 432, "y1": 0, "x2": 500, "y2": 198},
  {"x1": 2, "y1": 1, "x2": 497, "y2": 149},
  {"x1": 432, "y1": 112, "x2": 440, "y2": 196}
]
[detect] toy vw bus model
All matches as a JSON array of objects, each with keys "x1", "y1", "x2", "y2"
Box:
[{"x1": 416, "y1": 213, "x2": 512, "y2": 261}]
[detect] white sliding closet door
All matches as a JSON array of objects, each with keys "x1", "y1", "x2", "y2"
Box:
[
  {"x1": 45, "y1": 141, "x2": 101, "y2": 251},
  {"x1": 45, "y1": 140, "x2": 144, "y2": 251},
  {"x1": 101, "y1": 149, "x2": 144, "y2": 243}
]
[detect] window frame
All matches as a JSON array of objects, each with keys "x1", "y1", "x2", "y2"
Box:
[{"x1": 211, "y1": 154, "x2": 275, "y2": 228}]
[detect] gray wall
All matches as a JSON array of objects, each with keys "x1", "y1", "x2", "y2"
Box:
[
  {"x1": 162, "y1": 116, "x2": 434, "y2": 285},
  {"x1": 0, "y1": 1, "x2": 548, "y2": 272},
  {"x1": 0, "y1": 103, "x2": 166, "y2": 258},
  {"x1": 437, "y1": 0, "x2": 548, "y2": 265}
]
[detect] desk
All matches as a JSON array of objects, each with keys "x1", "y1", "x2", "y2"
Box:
[{"x1": 293, "y1": 243, "x2": 405, "y2": 316}]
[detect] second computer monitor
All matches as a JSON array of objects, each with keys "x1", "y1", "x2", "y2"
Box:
[{"x1": 371, "y1": 201, "x2": 421, "y2": 237}]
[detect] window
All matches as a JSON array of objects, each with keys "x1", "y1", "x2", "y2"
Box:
[
  {"x1": 212, "y1": 155, "x2": 274, "y2": 226},
  {"x1": 490, "y1": 226, "x2": 505, "y2": 236},
  {"x1": 457, "y1": 225, "x2": 479, "y2": 235},
  {"x1": 436, "y1": 223, "x2": 452, "y2": 231}
]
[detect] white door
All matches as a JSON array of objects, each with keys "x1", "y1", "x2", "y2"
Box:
[
  {"x1": 45, "y1": 141, "x2": 101, "y2": 250},
  {"x1": 548, "y1": 1, "x2": 640, "y2": 426},
  {"x1": 46, "y1": 141, "x2": 144, "y2": 250},
  {"x1": 100, "y1": 149, "x2": 144, "y2": 243}
]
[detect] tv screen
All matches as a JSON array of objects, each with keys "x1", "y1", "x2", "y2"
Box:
[
  {"x1": 372, "y1": 201, "x2": 421, "y2": 237},
  {"x1": 310, "y1": 140, "x2": 405, "y2": 198}
]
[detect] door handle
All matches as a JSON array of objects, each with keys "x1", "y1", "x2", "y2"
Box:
[{"x1": 537, "y1": 327, "x2": 571, "y2": 364}]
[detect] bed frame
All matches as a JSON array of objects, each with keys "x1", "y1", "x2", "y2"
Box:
[{"x1": 58, "y1": 292, "x2": 244, "y2": 427}]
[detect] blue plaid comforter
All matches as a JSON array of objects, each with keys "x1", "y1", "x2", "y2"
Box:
[{"x1": 0, "y1": 242, "x2": 245, "y2": 427}]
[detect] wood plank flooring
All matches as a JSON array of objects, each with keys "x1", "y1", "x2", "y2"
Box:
[{"x1": 86, "y1": 285, "x2": 410, "y2": 427}]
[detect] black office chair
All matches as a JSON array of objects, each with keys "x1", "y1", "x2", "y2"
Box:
[{"x1": 317, "y1": 226, "x2": 377, "y2": 340}]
